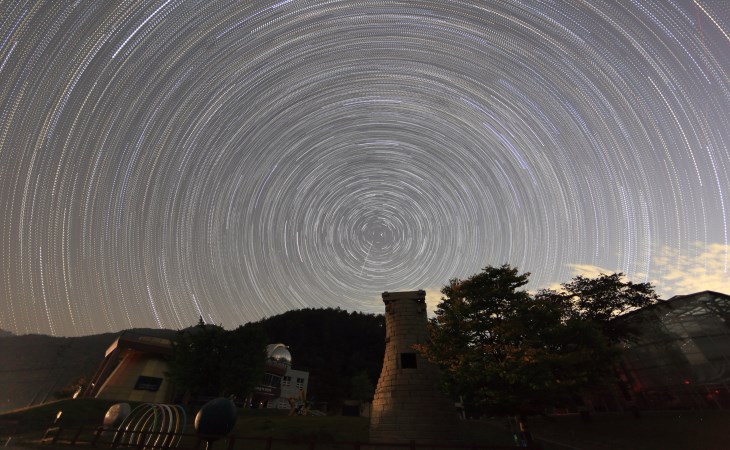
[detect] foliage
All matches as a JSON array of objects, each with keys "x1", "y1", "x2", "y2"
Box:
[
  {"x1": 350, "y1": 371, "x2": 375, "y2": 402},
  {"x1": 418, "y1": 264, "x2": 658, "y2": 416},
  {"x1": 220, "y1": 324, "x2": 268, "y2": 399},
  {"x1": 254, "y1": 308, "x2": 384, "y2": 407},
  {"x1": 168, "y1": 309, "x2": 384, "y2": 407},
  {"x1": 536, "y1": 272, "x2": 659, "y2": 344},
  {"x1": 167, "y1": 318, "x2": 266, "y2": 400}
]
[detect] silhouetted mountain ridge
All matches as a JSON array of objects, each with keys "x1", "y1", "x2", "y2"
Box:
[
  {"x1": 0, "y1": 328, "x2": 178, "y2": 413},
  {"x1": 253, "y1": 307, "x2": 385, "y2": 407},
  {"x1": 0, "y1": 309, "x2": 385, "y2": 413},
  {"x1": 0, "y1": 329, "x2": 14, "y2": 338}
]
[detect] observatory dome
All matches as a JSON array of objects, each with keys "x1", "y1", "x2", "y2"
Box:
[{"x1": 266, "y1": 343, "x2": 292, "y2": 366}]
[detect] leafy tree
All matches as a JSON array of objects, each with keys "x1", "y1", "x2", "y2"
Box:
[
  {"x1": 167, "y1": 318, "x2": 223, "y2": 399},
  {"x1": 168, "y1": 308, "x2": 387, "y2": 408},
  {"x1": 254, "y1": 307, "x2": 385, "y2": 408},
  {"x1": 418, "y1": 265, "x2": 657, "y2": 418},
  {"x1": 350, "y1": 371, "x2": 375, "y2": 402},
  {"x1": 167, "y1": 318, "x2": 266, "y2": 401},
  {"x1": 219, "y1": 323, "x2": 267, "y2": 399},
  {"x1": 536, "y1": 272, "x2": 659, "y2": 344}
]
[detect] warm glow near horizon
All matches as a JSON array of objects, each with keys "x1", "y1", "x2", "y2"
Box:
[{"x1": 0, "y1": 1, "x2": 728, "y2": 336}]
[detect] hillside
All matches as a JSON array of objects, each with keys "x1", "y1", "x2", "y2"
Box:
[
  {"x1": 0, "y1": 309, "x2": 385, "y2": 414},
  {"x1": 254, "y1": 308, "x2": 385, "y2": 407},
  {"x1": 0, "y1": 328, "x2": 176, "y2": 413}
]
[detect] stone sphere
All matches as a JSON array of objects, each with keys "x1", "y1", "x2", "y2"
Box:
[
  {"x1": 103, "y1": 403, "x2": 131, "y2": 428},
  {"x1": 195, "y1": 398, "x2": 237, "y2": 438}
]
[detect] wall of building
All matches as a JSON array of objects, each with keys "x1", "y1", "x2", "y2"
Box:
[
  {"x1": 591, "y1": 291, "x2": 730, "y2": 411},
  {"x1": 370, "y1": 291, "x2": 459, "y2": 444},
  {"x1": 267, "y1": 367, "x2": 309, "y2": 409},
  {"x1": 95, "y1": 350, "x2": 173, "y2": 404}
]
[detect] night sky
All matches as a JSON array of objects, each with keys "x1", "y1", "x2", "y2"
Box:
[{"x1": 1, "y1": 1, "x2": 729, "y2": 336}]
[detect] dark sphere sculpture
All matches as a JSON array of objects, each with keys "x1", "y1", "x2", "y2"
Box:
[
  {"x1": 194, "y1": 398, "x2": 237, "y2": 440},
  {"x1": 103, "y1": 403, "x2": 131, "y2": 428}
]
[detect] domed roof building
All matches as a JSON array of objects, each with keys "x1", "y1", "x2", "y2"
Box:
[
  {"x1": 266, "y1": 343, "x2": 292, "y2": 366},
  {"x1": 253, "y1": 343, "x2": 309, "y2": 410}
]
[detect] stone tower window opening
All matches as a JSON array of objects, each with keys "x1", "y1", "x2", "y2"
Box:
[{"x1": 400, "y1": 352, "x2": 418, "y2": 369}]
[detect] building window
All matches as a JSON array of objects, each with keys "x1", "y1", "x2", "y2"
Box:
[
  {"x1": 296, "y1": 377, "x2": 305, "y2": 389},
  {"x1": 282, "y1": 376, "x2": 291, "y2": 387},
  {"x1": 400, "y1": 353, "x2": 417, "y2": 369},
  {"x1": 262, "y1": 373, "x2": 281, "y2": 388},
  {"x1": 134, "y1": 376, "x2": 163, "y2": 391}
]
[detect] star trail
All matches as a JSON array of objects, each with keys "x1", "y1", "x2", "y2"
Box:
[{"x1": 1, "y1": 0, "x2": 729, "y2": 336}]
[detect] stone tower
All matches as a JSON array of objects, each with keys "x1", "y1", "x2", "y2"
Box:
[{"x1": 369, "y1": 290, "x2": 459, "y2": 444}]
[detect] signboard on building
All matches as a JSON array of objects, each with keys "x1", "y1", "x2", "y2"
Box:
[{"x1": 134, "y1": 376, "x2": 163, "y2": 392}]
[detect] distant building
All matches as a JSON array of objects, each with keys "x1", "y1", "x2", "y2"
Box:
[
  {"x1": 86, "y1": 333, "x2": 309, "y2": 408},
  {"x1": 252, "y1": 343, "x2": 309, "y2": 410},
  {"x1": 84, "y1": 331, "x2": 176, "y2": 403},
  {"x1": 592, "y1": 290, "x2": 730, "y2": 411}
]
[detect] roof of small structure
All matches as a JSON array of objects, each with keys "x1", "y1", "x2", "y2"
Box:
[
  {"x1": 266, "y1": 343, "x2": 292, "y2": 365},
  {"x1": 619, "y1": 290, "x2": 730, "y2": 320},
  {"x1": 104, "y1": 330, "x2": 176, "y2": 357}
]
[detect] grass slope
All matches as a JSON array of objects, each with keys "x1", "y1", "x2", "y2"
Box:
[
  {"x1": 518, "y1": 411, "x2": 730, "y2": 450},
  {"x1": 0, "y1": 399, "x2": 515, "y2": 448},
  {"x1": 3, "y1": 399, "x2": 730, "y2": 450}
]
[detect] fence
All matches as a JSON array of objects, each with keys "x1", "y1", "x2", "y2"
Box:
[{"x1": 41, "y1": 425, "x2": 531, "y2": 450}]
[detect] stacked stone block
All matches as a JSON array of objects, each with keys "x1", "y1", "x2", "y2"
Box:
[{"x1": 369, "y1": 290, "x2": 459, "y2": 444}]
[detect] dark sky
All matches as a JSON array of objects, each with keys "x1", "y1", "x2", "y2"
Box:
[{"x1": 1, "y1": 0, "x2": 729, "y2": 336}]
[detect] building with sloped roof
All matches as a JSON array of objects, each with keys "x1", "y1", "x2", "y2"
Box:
[
  {"x1": 84, "y1": 330, "x2": 177, "y2": 403},
  {"x1": 86, "y1": 333, "x2": 308, "y2": 408},
  {"x1": 593, "y1": 291, "x2": 730, "y2": 411}
]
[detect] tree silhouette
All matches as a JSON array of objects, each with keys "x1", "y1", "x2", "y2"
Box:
[
  {"x1": 167, "y1": 318, "x2": 266, "y2": 401},
  {"x1": 418, "y1": 265, "x2": 657, "y2": 418}
]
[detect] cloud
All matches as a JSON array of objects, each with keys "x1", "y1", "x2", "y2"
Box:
[
  {"x1": 566, "y1": 263, "x2": 615, "y2": 279},
  {"x1": 423, "y1": 287, "x2": 444, "y2": 317},
  {"x1": 650, "y1": 243, "x2": 730, "y2": 297},
  {"x1": 564, "y1": 243, "x2": 730, "y2": 299},
  {"x1": 538, "y1": 263, "x2": 616, "y2": 293}
]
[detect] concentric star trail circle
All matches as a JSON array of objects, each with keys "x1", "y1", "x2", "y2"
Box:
[{"x1": 0, "y1": 0, "x2": 728, "y2": 336}]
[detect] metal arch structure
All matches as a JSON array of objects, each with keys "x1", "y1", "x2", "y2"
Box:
[{"x1": 113, "y1": 403, "x2": 187, "y2": 450}]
